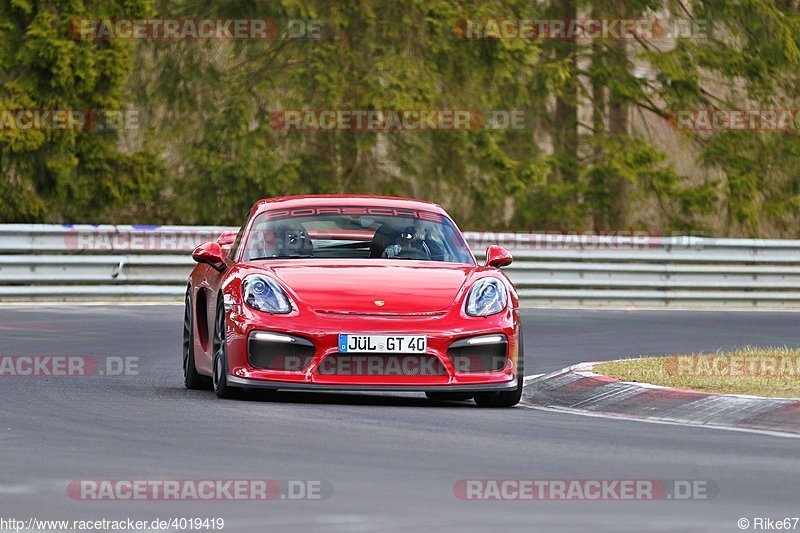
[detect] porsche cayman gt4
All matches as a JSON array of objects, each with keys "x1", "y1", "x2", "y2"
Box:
[{"x1": 183, "y1": 195, "x2": 523, "y2": 407}]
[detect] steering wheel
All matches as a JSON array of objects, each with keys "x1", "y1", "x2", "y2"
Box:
[{"x1": 395, "y1": 248, "x2": 431, "y2": 260}]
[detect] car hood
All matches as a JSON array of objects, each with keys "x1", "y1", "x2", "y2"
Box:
[{"x1": 263, "y1": 260, "x2": 475, "y2": 314}]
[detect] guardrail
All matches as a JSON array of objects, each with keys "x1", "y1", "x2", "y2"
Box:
[{"x1": 1, "y1": 224, "x2": 800, "y2": 308}]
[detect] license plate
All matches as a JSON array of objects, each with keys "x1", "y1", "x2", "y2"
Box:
[{"x1": 338, "y1": 334, "x2": 427, "y2": 354}]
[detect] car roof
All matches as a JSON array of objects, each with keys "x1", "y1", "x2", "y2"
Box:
[{"x1": 251, "y1": 195, "x2": 448, "y2": 215}]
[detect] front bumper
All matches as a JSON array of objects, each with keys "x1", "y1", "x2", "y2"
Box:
[
  {"x1": 224, "y1": 303, "x2": 520, "y2": 391},
  {"x1": 226, "y1": 376, "x2": 518, "y2": 392}
]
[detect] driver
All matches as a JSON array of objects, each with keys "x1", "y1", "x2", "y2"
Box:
[
  {"x1": 382, "y1": 226, "x2": 429, "y2": 259},
  {"x1": 253, "y1": 222, "x2": 313, "y2": 258}
]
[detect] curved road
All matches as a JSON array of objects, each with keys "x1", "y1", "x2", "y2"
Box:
[{"x1": 1, "y1": 306, "x2": 799, "y2": 532}]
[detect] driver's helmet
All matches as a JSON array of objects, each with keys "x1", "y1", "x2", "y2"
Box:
[
  {"x1": 257, "y1": 222, "x2": 312, "y2": 257},
  {"x1": 382, "y1": 226, "x2": 421, "y2": 258}
]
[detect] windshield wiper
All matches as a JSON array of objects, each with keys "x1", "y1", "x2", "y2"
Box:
[{"x1": 249, "y1": 254, "x2": 315, "y2": 260}]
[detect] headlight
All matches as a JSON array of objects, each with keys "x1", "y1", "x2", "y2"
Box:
[
  {"x1": 242, "y1": 275, "x2": 292, "y2": 314},
  {"x1": 465, "y1": 278, "x2": 507, "y2": 317}
]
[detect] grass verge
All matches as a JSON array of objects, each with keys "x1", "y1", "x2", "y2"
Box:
[{"x1": 593, "y1": 346, "x2": 800, "y2": 398}]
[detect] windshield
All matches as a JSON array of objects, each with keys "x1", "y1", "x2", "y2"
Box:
[{"x1": 240, "y1": 206, "x2": 474, "y2": 264}]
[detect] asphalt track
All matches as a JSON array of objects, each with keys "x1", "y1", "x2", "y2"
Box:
[{"x1": 1, "y1": 306, "x2": 800, "y2": 532}]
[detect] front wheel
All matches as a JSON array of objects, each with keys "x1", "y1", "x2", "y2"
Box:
[
  {"x1": 474, "y1": 331, "x2": 524, "y2": 408},
  {"x1": 211, "y1": 299, "x2": 237, "y2": 399}
]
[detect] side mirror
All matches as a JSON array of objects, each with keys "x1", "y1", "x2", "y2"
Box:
[
  {"x1": 217, "y1": 231, "x2": 237, "y2": 247},
  {"x1": 485, "y1": 245, "x2": 513, "y2": 268},
  {"x1": 192, "y1": 242, "x2": 227, "y2": 272}
]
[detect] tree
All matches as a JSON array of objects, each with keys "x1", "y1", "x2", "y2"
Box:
[{"x1": 0, "y1": 0, "x2": 162, "y2": 223}]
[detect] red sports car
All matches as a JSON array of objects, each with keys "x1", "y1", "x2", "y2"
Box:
[{"x1": 183, "y1": 195, "x2": 523, "y2": 407}]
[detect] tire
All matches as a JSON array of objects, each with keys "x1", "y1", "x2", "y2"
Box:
[
  {"x1": 474, "y1": 331, "x2": 524, "y2": 408},
  {"x1": 211, "y1": 299, "x2": 237, "y2": 399},
  {"x1": 425, "y1": 392, "x2": 474, "y2": 402},
  {"x1": 183, "y1": 289, "x2": 211, "y2": 390}
]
